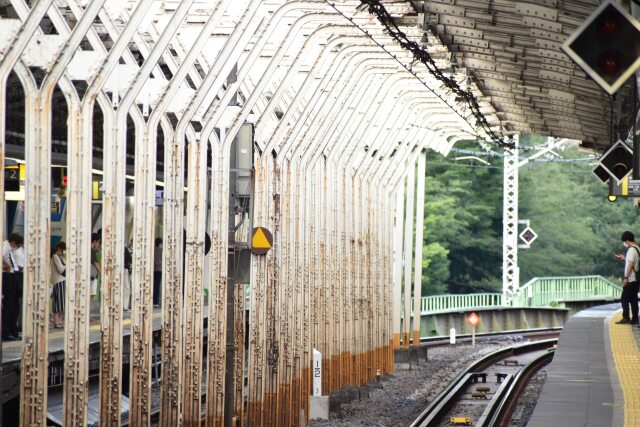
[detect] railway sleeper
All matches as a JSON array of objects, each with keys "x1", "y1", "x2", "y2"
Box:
[
  {"x1": 471, "y1": 392, "x2": 489, "y2": 400},
  {"x1": 470, "y1": 373, "x2": 488, "y2": 383}
]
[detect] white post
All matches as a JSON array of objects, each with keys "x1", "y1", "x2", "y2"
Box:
[
  {"x1": 313, "y1": 348, "x2": 322, "y2": 396},
  {"x1": 412, "y1": 151, "x2": 426, "y2": 346},
  {"x1": 472, "y1": 327, "x2": 476, "y2": 348},
  {"x1": 449, "y1": 328, "x2": 456, "y2": 345},
  {"x1": 503, "y1": 135, "x2": 565, "y2": 304},
  {"x1": 392, "y1": 187, "x2": 404, "y2": 349},
  {"x1": 403, "y1": 162, "x2": 416, "y2": 347},
  {"x1": 502, "y1": 135, "x2": 519, "y2": 305}
]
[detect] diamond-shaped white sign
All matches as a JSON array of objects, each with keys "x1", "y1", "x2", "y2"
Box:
[{"x1": 519, "y1": 227, "x2": 538, "y2": 245}]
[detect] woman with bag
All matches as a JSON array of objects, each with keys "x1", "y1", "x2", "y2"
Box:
[{"x1": 51, "y1": 241, "x2": 66, "y2": 328}]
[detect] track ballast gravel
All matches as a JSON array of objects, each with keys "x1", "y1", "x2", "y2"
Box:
[{"x1": 310, "y1": 338, "x2": 531, "y2": 427}]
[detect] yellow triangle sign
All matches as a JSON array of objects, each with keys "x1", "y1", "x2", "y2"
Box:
[{"x1": 252, "y1": 227, "x2": 271, "y2": 249}]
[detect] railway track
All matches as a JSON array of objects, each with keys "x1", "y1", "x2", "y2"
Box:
[
  {"x1": 419, "y1": 328, "x2": 562, "y2": 347},
  {"x1": 409, "y1": 339, "x2": 557, "y2": 427}
]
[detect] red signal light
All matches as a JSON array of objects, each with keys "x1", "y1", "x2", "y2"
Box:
[
  {"x1": 599, "y1": 17, "x2": 620, "y2": 37},
  {"x1": 598, "y1": 50, "x2": 622, "y2": 75},
  {"x1": 562, "y1": 0, "x2": 640, "y2": 95}
]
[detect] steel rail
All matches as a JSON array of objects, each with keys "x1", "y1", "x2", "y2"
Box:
[
  {"x1": 483, "y1": 349, "x2": 555, "y2": 427},
  {"x1": 409, "y1": 338, "x2": 558, "y2": 427},
  {"x1": 420, "y1": 328, "x2": 563, "y2": 346}
]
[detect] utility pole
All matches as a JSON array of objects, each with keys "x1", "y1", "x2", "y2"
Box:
[
  {"x1": 632, "y1": 2, "x2": 640, "y2": 180},
  {"x1": 502, "y1": 136, "x2": 567, "y2": 304},
  {"x1": 502, "y1": 135, "x2": 519, "y2": 305}
]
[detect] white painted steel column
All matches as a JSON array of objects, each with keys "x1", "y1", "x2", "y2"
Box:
[
  {"x1": 121, "y1": 3, "x2": 194, "y2": 425},
  {"x1": 60, "y1": 2, "x2": 158, "y2": 425},
  {"x1": 0, "y1": 17, "x2": 55, "y2": 393},
  {"x1": 412, "y1": 151, "x2": 426, "y2": 346},
  {"x1": 392, "y1": 187, "x2": 404, "y2": 349},
  {"x1": 14, "y1": 2, "x2": 106, "y2": 425},
  {"x1": 402, "y1": 161, "x2": 416, "y2": 348},
  {"x1": 502, "y1": 135, "x2": 519, "y2": 304},
  {"x1": 0, "y1": 1, "x2": 52, "y2": 425}
]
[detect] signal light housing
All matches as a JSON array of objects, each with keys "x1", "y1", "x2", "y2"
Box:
[
  {"x1": 593, "y1": 164, "x2": 611, "y2": 184},
  {"x1": 598, "y1": 140, "x2": 633, "y2": 183},
  {"x1": 562, "y1": 0, "x2": 640, "y2": 95}
]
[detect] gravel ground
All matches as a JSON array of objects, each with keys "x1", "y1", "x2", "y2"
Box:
[
  {"x1": 310, "y1": 339, "x2": 520, "y2": 427},
  {"x1": 507, "y1": 369, "x2": 547, "y2": 427}
]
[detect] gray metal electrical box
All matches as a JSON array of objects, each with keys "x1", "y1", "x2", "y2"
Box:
[{"x1": 234, "y1": 123, "x2": 253, "y2": 197}]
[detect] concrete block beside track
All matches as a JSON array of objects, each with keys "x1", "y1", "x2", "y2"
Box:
[{"x1": 309, "y1": 396, "x2": 329, "y2": 421}]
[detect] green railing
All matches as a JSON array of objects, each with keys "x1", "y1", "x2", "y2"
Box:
[
  {"x1": 419, "y1": 275, "x2": 622, "y2": 314},
  {"x1": 417, "y1": 293, "x2": 502, "y2": 315},
  {"x1": 512, "y1": 275, "x2": 622, "y2": 307}
]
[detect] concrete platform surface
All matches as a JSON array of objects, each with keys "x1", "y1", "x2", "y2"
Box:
[{"x1": 527, "y1": 303, "x2": 624, "y2": 427}]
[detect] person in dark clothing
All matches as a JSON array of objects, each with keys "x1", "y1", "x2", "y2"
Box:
[
  {"x1": 90, "y1": 233, "x2": 101, "y2": 298},
  {"x1": 153, "y1": 238, "x2": 162, "y2": 307},
  {"x1": 51, "y1": 241, "x2": 66, "y2": 328},
  {"x1": 2, "y1": 232, "x2": 23, "y2": 340},
  {"x1": 181, "y1": 230, "x2": 212, "y2": 293},
  {"x1": 123, "y1": 242, "x2": 133, "y2": 311},
  {"x1": 615, "y1": 231, "x2": 640, "y2": 324}
]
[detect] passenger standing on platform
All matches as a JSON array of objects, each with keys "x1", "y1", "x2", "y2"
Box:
[
  {"x1": 51, "y1": 241, "x2": 66, "y2": 328},
  {"x1": 10, "y1": 233, "x2": 24, "y2": 330},
  {"x1": 90, "y1": 233, "x2": 101, "y2": 299},
  {"x1": 153, "y1": 238, "x2": 162, "y2": 307},
  {"x1": 615, "y1": 231, "x2": 640, "y2": 324},
  {"x1": 124, "y1": 240, "x2": 133, "y2": 311},
  {"x1": 2, "y1": 232, "x2": 23, "y2": 341}
]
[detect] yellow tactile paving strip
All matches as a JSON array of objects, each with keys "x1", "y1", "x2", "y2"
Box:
[{"x1": 610, "y1": 312, "x2": 640, "y2": 427}]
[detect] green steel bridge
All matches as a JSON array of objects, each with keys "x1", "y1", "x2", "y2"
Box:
[{"x1": 412, "y1": 276, "x2": 622, "y2": 338}]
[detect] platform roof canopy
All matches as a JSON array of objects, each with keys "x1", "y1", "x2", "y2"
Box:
[
  {"x1": 0, "y1": 0, "x2": 634, "y2": 164},
  {"x1": 396, "y1": 0, "x2": 636, "y2": 150}
]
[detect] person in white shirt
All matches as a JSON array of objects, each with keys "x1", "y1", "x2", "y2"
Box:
[
  {"x1": 2, "y1": 232, "x2": 23, "y2": 340},
  {"x1": 615, "y1": 231, "x2": 640, "y2": 324}
]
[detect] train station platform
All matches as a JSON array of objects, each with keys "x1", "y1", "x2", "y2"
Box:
[
  {"x1": 1, "y1": 306, "x2": 169, "y2": 366},
  {"x1": 527, "y1": 303, "x2": 639, "y2": 427},
  {"x1": 1, "y1": 306, "x2": 212, "y2": 426}
]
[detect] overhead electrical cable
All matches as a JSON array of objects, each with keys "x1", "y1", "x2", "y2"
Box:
[
  {"x1": 354, "y1": 0, "x2": 514, "y2": 149},
  {"x1": 326, "y1": 1, "x2": 515, "y2": 149}
]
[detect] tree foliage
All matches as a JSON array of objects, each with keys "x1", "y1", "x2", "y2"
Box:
[
  {"x1": 423, "y1": 146, "x2": 503, "y2": 294},
  {"x1": 422, "y1": 137, "x2": 640, "y2": 296}
]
